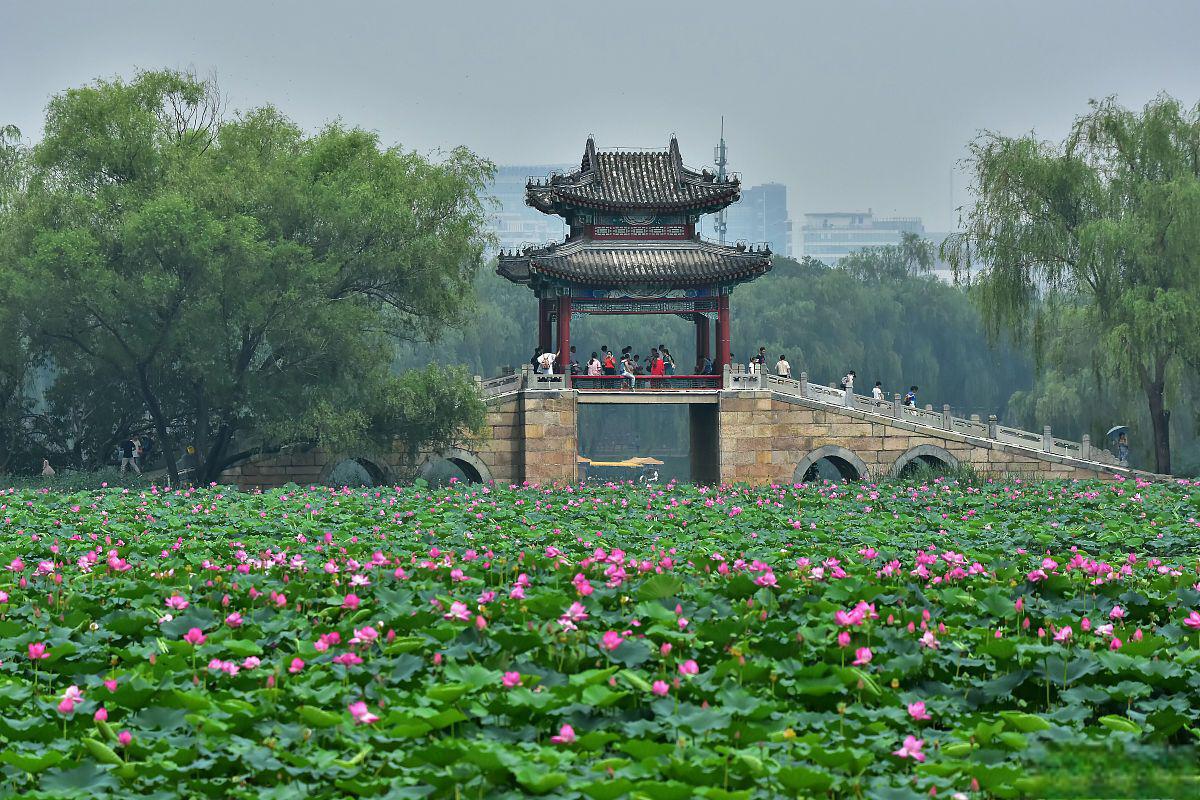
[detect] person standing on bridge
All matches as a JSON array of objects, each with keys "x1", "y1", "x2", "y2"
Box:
[
  {"x1": 903, "y1": 386, "x2": 919, "y2": 407},
  {"x1": 536, "y1": 348, "x2": 558, "y2": 374},
  {"x1": 840, "y1": 371, "x2": 856, "y2": 392},
  {"x1": 602, "y1": 347, "x2": 616, "y2": 375},
  {"x1": 587, "y1": 352, "x2": 602, "y2": 376},
  {"x1": 776, "y1": 354, "x2": 791, "y2": 378},
  {"x1": 872, "y1": 381, "x2": 884, "y2": 401}
]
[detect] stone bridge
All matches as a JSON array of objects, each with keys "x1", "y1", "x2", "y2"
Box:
[{"x1": 221, "y1": 367, "x2": 1149, "y2": 490}]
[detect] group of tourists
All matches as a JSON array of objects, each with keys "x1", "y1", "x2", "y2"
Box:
[
  {"x1": 531, "y1": 343, "x2": 718, "y2": 387},
  {"x1": 531, "y1": 342, "x2": 922, "y2": 406}
]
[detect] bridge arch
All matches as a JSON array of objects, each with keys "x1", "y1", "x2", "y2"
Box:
[
  {"x1": 794, "y1": 445, "x2": 870, "y2": 483},
  {"x1": 418, "y1": 448, "x2": 492, "y2": 486},
  {"x1": 889, "y1": 444, "x2": 959, "y2": 478},
  {"x1": 319, "y1": 454, "x2": 391, "y2": 487}
]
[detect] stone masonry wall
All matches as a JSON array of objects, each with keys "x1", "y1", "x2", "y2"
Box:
[
  {"x1": 719, "y1": 391, "x2": 1111, "y2": 485},
  {"x1": 518, "y1": 391, "x2": 578, "y2": 485},
  {"x1": 476, "y1": 396, "x2": 521, "y2": 485}
]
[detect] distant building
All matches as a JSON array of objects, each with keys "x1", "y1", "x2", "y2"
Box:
[
  {"x1": 487, "y1": 164, "x2": 570, "y2": 252},
  {"x1": 800, "y1": 211, "x2": 924, "y2": 266},
  {"x1": 724, "y1": 182, "x2": 792, "y2": 256}
]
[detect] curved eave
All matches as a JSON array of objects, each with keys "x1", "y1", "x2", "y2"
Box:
[{"x1": 526, "y1": 186, "x2": 741, "y2": 217}]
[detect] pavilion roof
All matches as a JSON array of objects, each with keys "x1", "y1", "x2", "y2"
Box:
[
  {"x1": 497, "y1": 238, "x2": 771, "y2": 288},
  {"x1": 526, "y1": 137, "x2": 740, "y2": 215}
]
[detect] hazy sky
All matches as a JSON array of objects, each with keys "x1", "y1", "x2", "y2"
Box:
[{"x1": 4, "y1": 1, "x2": 1200, "y2": 230}]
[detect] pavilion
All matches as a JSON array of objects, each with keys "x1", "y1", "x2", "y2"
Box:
[{"x1": 497, "y1": 136, "x2": 772, "y2": 388}]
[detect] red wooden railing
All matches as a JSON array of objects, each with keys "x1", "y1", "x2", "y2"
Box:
[{"x1": 571, "y1": 374, "x2": 722, "y2": 391}]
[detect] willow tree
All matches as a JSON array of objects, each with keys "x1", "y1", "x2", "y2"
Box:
[
  {"x1": 3, "y1": 70, "x2": 492, "y2": 483},
  {"x1": 945, "y1": 95, "x2": 1200, "y2": 474}
]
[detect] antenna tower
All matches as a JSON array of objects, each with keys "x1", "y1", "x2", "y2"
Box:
[{"x1": 713, "y1": 116, "x2": 728, "y2": 245}]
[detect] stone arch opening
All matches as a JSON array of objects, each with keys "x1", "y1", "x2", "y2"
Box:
[
  {"x1": 418, "y1": 448, "x2": 492, "y2": 487},
  {"x1": 794, "y1": 445, "x2": 870, "y2": 483},
  {"x1": 890, "y1": 445, "x2": 959, "y2": 478},
  {"x1": 322, "y1": 456, "x2": 389, "y2": 487}
]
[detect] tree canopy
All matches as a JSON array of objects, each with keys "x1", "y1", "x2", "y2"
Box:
[
  {"x1": 0, "y1": 70, "x2": 492, "y2": 482},
  {"x1": 944, "y1": 95, "x2": 1200, "y2": 474}
]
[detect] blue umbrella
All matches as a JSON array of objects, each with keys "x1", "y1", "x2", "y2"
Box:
[{"x1": 1106, "y1": 425, "x2": 1127, "y2": 440}]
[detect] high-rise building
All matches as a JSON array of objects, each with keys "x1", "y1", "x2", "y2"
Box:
[
  {"x1": 724, "y1": 182, "x2": 791, "y2": 256},
  {"x1": 487, "y1": 164, "x2": 570, "y2": 252},
  {"x1": 800, "y1": 211, "x2": 924, "y2": 266}
]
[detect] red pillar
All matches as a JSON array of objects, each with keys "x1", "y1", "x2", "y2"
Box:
[
  {"x1": 537, "y1": 297, "x2": 551, "y2": 352},
  {"x1": 694, "y1": 313, "x2": 709, "y2": 368},
  {"x1": 557, "y1": 295, "x2": 571, "y2": 374},
  {"x1": 716, "y1": 294, "x2": 731, "y2": 372}
]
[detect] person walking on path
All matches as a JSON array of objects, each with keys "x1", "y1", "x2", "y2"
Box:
[
  {"x1": 840, "y1": 371, "x2": 856, "y2": 393},
  {"x1": 776, "y1": 354, "x2": 791, "y2": 378},
  {"x1": 872, "y1": 381, "x2": 884, "y2": 401},
  {"x1": 903, "y1": 386, "x2": 919, "y2": 407},
  {"x1": 119, "y1": 438, "x2": 141, "y2": 474}
]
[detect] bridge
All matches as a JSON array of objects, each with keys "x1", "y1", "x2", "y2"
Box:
[
  {"x1": 218, "y1": 365, "x2": 1146, "y2": 490},
  {"x1": 217, "y1": 136, "x2": 1152, "y2": 489}
]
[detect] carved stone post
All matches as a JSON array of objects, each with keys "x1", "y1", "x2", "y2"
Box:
[
  {"x1": 988, "y1": 415, "x2": 998, "y2": 439},
  {"x1": 1042, "y1": 425, "x2": 1052, "y2": 452},
  {"x1": 722, "y1": 363, "x2": 732, "y2": 390},
  {"x1": 799, "y1": 371, "x2": 809, "y2": 399},
  {"x1": 893, "y1": 393, "x2": 902, "y2": 419},
  {"x1": 1081, "y1": 434, "x2": 1091, "y2": 460},
  {"x1": 942, "y1": 404, "x2": 952, "y2": 431}
]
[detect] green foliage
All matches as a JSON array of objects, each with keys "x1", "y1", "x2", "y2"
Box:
[
  {"x1": 1, "y1": 479, "x2": 1199, "y2": 797},
  {"x1": 945, "y1": 94, "x2": 1200, "y2": 473},
  {"x1": 0, "y1": 70, "x2": 493, "y2": 482},
  {"x1": 839, "y1": 232, "x2": 935, "y2": 282}
]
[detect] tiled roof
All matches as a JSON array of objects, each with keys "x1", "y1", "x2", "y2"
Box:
[
  {"x1": 497, "y1": 238, "x2": 771, "y2": 287},
  {"x1": 526, "y1": 137, "x2": 740, "y2": 214}
]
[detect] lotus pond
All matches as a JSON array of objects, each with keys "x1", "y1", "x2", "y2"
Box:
[{"x1": 2, "y1": 476, "x2": 1200, "y2": 799}]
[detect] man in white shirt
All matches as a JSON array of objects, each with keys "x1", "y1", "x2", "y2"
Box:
[
  {"x1": 872, "y1": 381, "x2": 884, "y2": 401},
  {"x1": 776, "y1": 355, "x2": 791, "y2": 378},
  {"x1": 537, "y1": 350, "x2": 558, "y2": 374}
]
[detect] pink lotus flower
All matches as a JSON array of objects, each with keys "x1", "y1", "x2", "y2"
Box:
[
  {"x1": 225, "y1": 612, "x2": 243, "y2": 628},
  {"x1": 837, "y1": 631, "x2": 851, "y2": 648},
  {"x1": 502, "y1": 671, "x2": 521, "y2": 688},
  {"x1": 348, "y1": 700, "x2": 379, "y2": 725},
  {"x1": 1110, "y1": 606, "x2": 1126, "y2": 620},
  {"x1": 183, "y1": 628, "x2": 206, "y2": 646},
  {"x1": 601, "y1": 631, "x2": 624, "y2": 651},
  {"x1": 164, "y1": 595, "x2": 189, "y2": 610},
  {"x1": 27, "y1": 642, "x2": 49, "y2": 660},
  {"x1": 350, "y1": 626, "x2": 379, "y2": 645},
  {"x1": 342, "y1": 593, "x2": 361, "y2": 610},
  {"x1": 117, "y1": 730, "x2": 132, "y2": 747},
  {"x1": 1054, "y1": 625, "x2": 1073, "y2": 643},
  {"x1": 651, "y1": 680, "x2": 670, "y2": 696},
  {"x1": 679, "y1": 659, "x2": 699, "y2": 676},
  {"x1": 288, "y1": 658, "x2": 305, "y2": 674},
  {"x1": 919, "y1": 631, "x2": 939, "y2": 649},
  {"x1": 852, "y1": 647, "x2": 873, "y2": 666},
  {"x1": 893, "y1": 735, "x2": 926, "y2": 762},
  {"x1": 444, "y1": 601, "x2": 471, "y2": 622},
  {"x1": 907, "y1": 701, "x2": 931, "y2": 721},
  {"x1": 1183, "y1": 611, "x2": 1200, "y2": 630},
  {"x1": 104, "y1": 679, "x2": 118, "y2": 692},
  {"x1": 1109, "y1": 637, "x2": 1123, "y2": 651},
  {"x1": 242, "y1": 656, "x2": 261, "y2": 670},
  {"x1": 550, "y1": 723, "x2": 576, "y2": 744},
  {"x1": 94, "y1": 707, "x2": 108, "y2": 722}
]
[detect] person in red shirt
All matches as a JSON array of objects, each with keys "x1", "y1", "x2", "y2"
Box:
[{"x1": 650, "y1": 348, "x2": 666, "y2": 376}]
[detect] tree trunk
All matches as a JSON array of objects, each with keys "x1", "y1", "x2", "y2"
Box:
[
  {"x1": 135, "y1": 365, "x2": 179, "y2": 485},
  {"x1": 1145, "y1": 379, "x2": 1171, "y2": 475}
]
